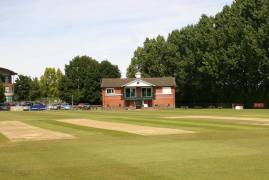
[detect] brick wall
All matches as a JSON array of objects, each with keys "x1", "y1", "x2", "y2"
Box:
[
  {"x1": 102, "y1": 88, "x2": 124, "y2": 108},
  {"x1": 102, "y1": 86, "x2": 176, "y2": 109},
  {"x1": 153, "y1": 87, "x2": 175, "y2": 108}
]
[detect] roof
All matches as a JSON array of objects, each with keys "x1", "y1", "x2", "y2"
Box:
[
  {"x1": 0, "y1": 67, "x2": 17, "y2": 76},
  {"x1": 101, "y1": 77, "x2": 176, "y2": 87}
]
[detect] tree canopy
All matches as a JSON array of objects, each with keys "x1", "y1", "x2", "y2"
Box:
[
  {"x1": 0, "y1": 80, "x2": 5, "y2": 103},
  {"x1": 14, "y1": 75, "x2": 33, "y2": 101},
  {"x1": 127, "y1": 0, "x2": 269, "y2": 106},
  {"x1": 40, "y1": 68, "x2": 63, "y2": 100},
  {"x1": 59, "y1": 56, "x2": 121, "y2": 104}
]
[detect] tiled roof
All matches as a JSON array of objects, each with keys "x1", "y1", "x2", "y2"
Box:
[
  {"x1": 0, "y1": 67, "x2": 17, "y2": 76},
  {"x1": 101, "y1": 77, "x2": 176, "y2": 87}
]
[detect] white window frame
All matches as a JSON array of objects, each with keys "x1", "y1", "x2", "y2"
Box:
[
  {"x1": 162, "y1": 87, "x2": 172, "y2": 94},
  {"x1": 142, "y1": 87, "x2": 153, "y2": 97},
  {"x1": 125, "y1": 87, "x2": 136, "y2": 98},
  {"x1": 106, "y1": 88, "x2": 115, "y2": 96}
]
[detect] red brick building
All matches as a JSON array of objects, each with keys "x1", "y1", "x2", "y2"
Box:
[
  {"x1": 0, "y1": 67, "x2": 17, "y2": 102},
  {"x1": 101, "y1": 73, "x2": 176, "y2": 109}
]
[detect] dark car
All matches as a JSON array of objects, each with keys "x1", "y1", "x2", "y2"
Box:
[
  {"x1": 0, "y1": 103, "x2": 15, "y2": 111},
  {"x1": 0, "y1": 103, "x2": 9, "y2": 111},
  {"x1": 31, "y1": 103, "x2": 47, "y2": 111},
  {"x1": 78, "y1": 103, "x2": 90, "y2": 110}
]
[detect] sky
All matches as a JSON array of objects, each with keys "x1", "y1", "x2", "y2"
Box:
[{"x1": 0, "y1": 0, "x2": 234, "y2": 78}]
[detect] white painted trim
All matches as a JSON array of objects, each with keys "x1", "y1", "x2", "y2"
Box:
[
  {"x1": 106, "y1": 88, "x2": 115, "y2": 96},
  {"x1": 162, "y1": 87, "x2": 172, "y2": 94},
  {"x1": 105, "y1": 93, "x2": 122, "y2": 97},
  {"x1": 122, "y1": 79, "x2": 155, "y2": 87},
  {"x1": 124, "y1": 87, "x2": 137, "y2": 98},
  {"x1": 141, "y1": 87, "x2": 153, "y2": 97}
]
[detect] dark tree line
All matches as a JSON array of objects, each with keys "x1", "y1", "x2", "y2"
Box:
[
  {"x1": 0, "y1": 75, "x2": 5, "y2": 102},
  {"x1": 127, "y1": 0, "x2": 269, "y2": 106}
]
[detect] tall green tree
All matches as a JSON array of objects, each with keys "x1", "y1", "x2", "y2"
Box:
[
  {"x1": 127, "y1": 35, "x2": 168, "y2": 78},
  {"x1": 127, "y1": 0, "x2": 269, "y2": 106},
  {"x1": 40, "y1": 68, "x2": 63, "y2": 100},
  {"x1": 0, "y1": 81, "x2": 5, "y2": 103},
  {"x1": 14, "y1": 75, "x2": 32, "y2": 101},
  {"x1": 100, "y1": 60, "x2": 121, "y2": 78},
  {"x1": 30, "y1": 78, "x2": 41, "y2": 101},
  {"x1": 59, "y1": 56, "x2": 120, "y2": 104}
]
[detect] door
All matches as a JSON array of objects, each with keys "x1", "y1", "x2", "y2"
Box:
[{"x1": 135, "y1": 100, "x2": 142, "y2": 109}]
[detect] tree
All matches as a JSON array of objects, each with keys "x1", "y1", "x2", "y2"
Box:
[
  {"x1": 59, "y1": 56, "x2": 121, "y2": 104},
  {"x1": 14, "y1": 75, "x2": 32, "y2": 101},
  {"x1": 0, "y1": 81, "x2": 5, "y2": 103},
  {"x1": 30, "y1": 78, "x2": 41, "y2": 101},
  {"x1": 40, "y1": 68, "x2": 63, "y2": 100},
  {"x1": 126, "y1": 0, "x2": 269, "y2": 106},
  {"x1": 99, "y1": 60, "x2": 121, "y2": 78},
  {"x1": 127, "y1": 35, "x2": 168, "y2": 78}
]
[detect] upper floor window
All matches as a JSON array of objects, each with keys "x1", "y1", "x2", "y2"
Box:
[
  {"x1": 106, "y1": 88, "x2": 115, "y2": 95},
  {"x1": 142, "y1": 87, "x2": 152, "y2": 97},
  {"x1": 5, "y1": 76, "x2": 11, "y2": 83},
  {"x1": 125, "y1": 88, "x2": 136, "y2": 98},
  {"x1": 162, "y1": 87, "x2": 172, "y2": 94}
]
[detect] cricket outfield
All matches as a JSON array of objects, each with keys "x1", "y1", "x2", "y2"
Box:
[{"x1": 0, "y1": 109, "x2": 269, "y2": 180}]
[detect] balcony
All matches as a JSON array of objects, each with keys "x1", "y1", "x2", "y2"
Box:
[{"x1": 123, "y1": 94, "x2": 155, "y2": 101}]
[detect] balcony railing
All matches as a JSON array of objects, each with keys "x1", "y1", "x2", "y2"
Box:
[{"x1": 122, "y1": 94, "x2": 155, "y2": 100}]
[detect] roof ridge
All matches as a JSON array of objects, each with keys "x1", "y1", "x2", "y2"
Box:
[{"x1": 101, "y1": 77, "x2": 176, "y2": 87}]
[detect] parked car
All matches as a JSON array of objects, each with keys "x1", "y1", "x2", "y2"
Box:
[
  {"x1": 0, "y1": 103, "x2": 9, "y2": 111},
  {"x1": 78, "y1": 103, "x2": 90, "y2": 110},
  {"x1": 61, "y1": 103, "x2": 72, "y2": 110},
  {"x1": 31, "y1": 103, "x2": 46, "y2": 111},
  {"x1": 47, "y1": 104, "x2": 61, "y2": 110},
  {"x1": 54, "y1": 104, "x2": 61, "y2": 110},
  {"x1": 23, "y1": 106, "x2": 31, "y2": 111},
  {"x1": 21, "y1": 102, "x2": 32, "y2": 111},
  {"x1": 47, "y1": 104, "x2": 54, "y2": 110}
]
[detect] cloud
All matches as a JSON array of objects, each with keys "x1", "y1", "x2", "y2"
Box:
[{"x1": 0, "y1": 0, "x2": 233, "y2": 77}]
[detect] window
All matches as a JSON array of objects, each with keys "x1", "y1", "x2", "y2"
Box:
[
  {"x1": 125, "y1": 88, "x2": 136, "y2": 98},
  {"x1": 106, "y1": 88, "x2": 115, "y2": 95},
  {"x1": 162, "y1": 87, "x2": 172, "y2": 94},
  {"x1": 142, "y1": 87, "x2": 152, "y2": 97}
]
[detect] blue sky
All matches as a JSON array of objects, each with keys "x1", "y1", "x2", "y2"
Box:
[{"x1": 0, "y1": 0, "x2": 233, "y2": 77}]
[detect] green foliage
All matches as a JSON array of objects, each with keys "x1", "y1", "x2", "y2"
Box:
[
  {"x1": 40, "y1": 68, "x2": 63, "y2": 100},
  {"x1": 0, "y1": 81, "x2": 5, "y2": 103},
  {"x1": 127, "y1": 0, "x2": 269, "y2": 105},
  {"x1": 59, "y1": 56, "x2": 120, "y2": 104},
  {"x1": 14, "y1": 75, "x2": 42, "y2": 102},
  {"x1": 0, "y1": 74, "x2": 5, "y2": 83},
  {"x1": 30, "y1": 78, "x2": 41, "y2": 101},
  {"x1": 99, "y1": 60, "x2": 121, "y2": 78},
  {"x1": 127, "y1": 35, "x2": 170, "y2": 78},
  {"x1": 14, "y1": 75, "x2": 32, "y2": 101},
  {"x1": 0, "y1": 75, "x2": 6, "y2": 103}
]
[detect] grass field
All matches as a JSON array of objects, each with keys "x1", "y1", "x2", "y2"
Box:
[{"x1": 0, "y1": 109, "x2": 269, "y2": 180}]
